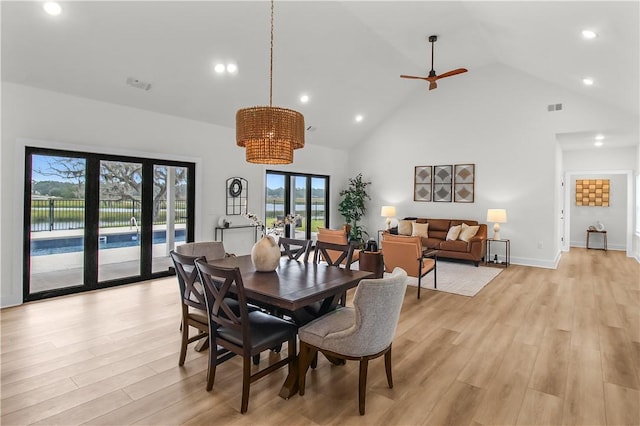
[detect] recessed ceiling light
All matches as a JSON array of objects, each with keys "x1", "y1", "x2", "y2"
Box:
[
  {"x1": 43, "y1": 1, "x2": 62, "y2": 16},
  {"x1": 595, "y1": 134, "x2": 604, "y2": 140},
  {"x1": 214, "y1": 63, "x2": 226, "y2": 74},
  {"x1": 300, "y1": 94, "x2": 309, "y2": 103},
  {"x1": 581, "y1": 29, "x2": 598, "y2": 39},
  {"x1": 226, "y1": 63, "x2": 238, "y2": 74},
  {"x1": 582, "y1": 77, "x2": 594, "y2": 86},
  {"x1": 594, "y1": 141, "x2": 603, "y2": 147},
  {"x1": 355, "y1": 115, "x2": 364, "y2": 123}
]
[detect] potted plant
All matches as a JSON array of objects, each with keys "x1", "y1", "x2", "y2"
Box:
[{"x1": 338, "y1": 173, "x2": 371, "y2": 243}]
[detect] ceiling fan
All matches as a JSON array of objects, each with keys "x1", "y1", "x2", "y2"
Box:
[{"x1": 401, "y1": 35, "x2": 468, "y2": 90}]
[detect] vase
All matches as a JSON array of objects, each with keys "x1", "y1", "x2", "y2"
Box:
[{"x1": 251, "y1": 235, "x2": 281, "y2": 272}]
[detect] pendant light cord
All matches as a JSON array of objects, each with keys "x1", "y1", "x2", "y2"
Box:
[{"x1": 269, "y1": 0, "x2": 274, "y2": 107}]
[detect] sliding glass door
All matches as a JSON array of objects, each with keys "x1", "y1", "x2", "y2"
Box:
[
  {"x1": 24, "y1": 147, "x2": 195, "y2": 301},
  {"x1": 265, "y1": 171, "x2": 329, "y2": 241}
]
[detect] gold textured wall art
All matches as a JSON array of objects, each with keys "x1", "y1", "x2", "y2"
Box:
[{"x1": 575, "y1": 179, "x2": 609, "y2": 206}]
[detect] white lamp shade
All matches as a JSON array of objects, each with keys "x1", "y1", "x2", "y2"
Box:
[
  {"x1": 380, "y1": 206, "x2": 396, "y2": 218},
  {"x1": 486, "y1": 209, "x2": 507, "y2": 223}
]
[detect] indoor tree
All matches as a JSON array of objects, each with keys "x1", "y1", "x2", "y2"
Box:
[{"x1": 338, "y1": 173, "x2": 371, "y2": 243}]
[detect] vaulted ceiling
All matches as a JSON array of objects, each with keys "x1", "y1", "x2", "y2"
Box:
[{"x1": 2, "y1": 1, "x2": 638, "y2": 151}]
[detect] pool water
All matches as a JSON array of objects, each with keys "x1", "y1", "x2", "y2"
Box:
[{"x1": 31, "y1": 230, "x2": 186, "y2": 256}]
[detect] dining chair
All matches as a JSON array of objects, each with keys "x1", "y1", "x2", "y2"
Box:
[
  {"x1": 298, "y1": 267, "x2": 408, "y2": 415},
  {"x1": 278, "y1": 237, "x2": 312, "y2": 262},
  {"x1": 195, "y1": 259, "x2": 298, "y2": 414},
  {"x1": 313, "y1": 240, "x2": 355, "y2": 270},
  {"x1": 170, "y1": 249, "x2": 261, "y2": 367},
  {"x1": 381, "y1": 233, "x2": 436, "y2": 299},
  {"x1": 175, "y1": 241, "x2": 228, "y2": 259},
  {"x1": 317, "y1": 227, "x2": 360, "y2": 263}
]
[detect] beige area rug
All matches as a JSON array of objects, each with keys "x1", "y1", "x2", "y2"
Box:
[{"x1": 384, "y1": 260, "x2": 503, "y2": 297}]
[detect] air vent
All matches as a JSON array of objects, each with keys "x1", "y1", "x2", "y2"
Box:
[
  {"x1": 126, "y1": 77, "x2": 151, "y2": 91},
  {"x1": 306, "y1": 125, "x2": 316, "y2": 132},
  {"x1": 547, "y1": 103, "x2": 563, "y2": 112}
]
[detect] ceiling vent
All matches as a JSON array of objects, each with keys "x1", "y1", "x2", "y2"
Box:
[
  {"x1": 126, "y1": 77, "x2": 151, "y2": 91},
  {"x1": 547, "y1": 103, "x2": 563, "y2": 112}
]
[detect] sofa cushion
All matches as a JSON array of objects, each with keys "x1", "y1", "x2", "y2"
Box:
[
  {"x1": 423, "y1": 238, "x2": 442, "y2": 249},
  {"x1": 411, "y1": 222, "x2": 429, "y2": 238},
  {"x1": 446, "y1": 225, "x2": 462, "y2": 241},
  {"x1": 397, "y1": 220, "x2": 414, "y2": 236},
  {"x1": 440, "y1": 239, "x2": 469, "y2": 252},
  {"x1": 459, "y1": 223, "x2": 480, "y2": 242}
]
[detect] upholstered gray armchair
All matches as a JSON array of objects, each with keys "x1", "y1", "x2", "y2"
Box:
[
  {"x1": 175, "y1": 241, "x2": 229, "y2": 260},
  {"x1": 297, "y1": 267, "x2": 408, "y2": 415}
]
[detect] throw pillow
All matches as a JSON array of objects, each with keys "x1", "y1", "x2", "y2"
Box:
[
  {"x1": 446, "y1": 224, "x2": 462, "y2": 241},
  {"x1": 458, "y1": 223, "x2": 479, "y2": 242},
  {"x1": 397, "y1": 220, "x2": 414, "y2": 236},
  {"x1": 411, "y1": 222, "x2": 429, "y2": 239}
]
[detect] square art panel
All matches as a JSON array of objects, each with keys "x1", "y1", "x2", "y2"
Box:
[
  {"x1": 433, "y1": 165, "x2": 452, "y2": 202},
  {"x1": 576, "y1": 179, "x2": 610, "y2": 206},
  {"x1": 414, "y1": 166, "x2": 432, "y2": 202},
  {"x1": 454, "y1": 164, "x2": 475, "y2": 203}
]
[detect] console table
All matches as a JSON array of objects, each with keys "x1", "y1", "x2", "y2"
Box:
[
  {"x1": 214, "y1": 225, "x2": 259, "y2": 243},
  {"x1": 586, "y1": 230, "x2": 607, "y2": 251}
]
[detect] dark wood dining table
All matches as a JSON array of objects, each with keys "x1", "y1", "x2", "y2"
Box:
[{"x1": 207, "y1": 254, "x2": 374, "y2": 398}]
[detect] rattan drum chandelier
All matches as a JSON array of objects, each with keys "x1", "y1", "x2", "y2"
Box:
[{"x1": 236, "y1": 0, "x2": 304, "y2": 164}]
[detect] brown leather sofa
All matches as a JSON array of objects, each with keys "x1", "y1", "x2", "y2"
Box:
[{"x1": 388, "y1": 218, "x2": 487, "y2": 266}]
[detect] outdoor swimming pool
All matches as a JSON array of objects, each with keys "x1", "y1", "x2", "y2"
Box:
[{"x1": 31, "y1": 229, "x2": 186, "y2": 256}]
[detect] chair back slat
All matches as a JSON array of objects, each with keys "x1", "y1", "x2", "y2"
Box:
[
  {"x1": 195, "y1": 260, "x2": 248, "y2": 341},
  {"x1": 314, "y1": 241, "x2": 355, "y2": 270},
  {"x1": 170, "y1": 250, "x2": 207, "y2": 311},
  {"x1": 278, "y1": 237, "x2": 312, "y2": 262}
]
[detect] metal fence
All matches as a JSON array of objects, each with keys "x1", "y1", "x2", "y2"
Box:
[{"x1": 31, "y1": 199, "x2": 187, "y2": 232}]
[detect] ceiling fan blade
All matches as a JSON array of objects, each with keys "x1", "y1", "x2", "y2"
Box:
[
  {"x1": 435, "y1": 68, "x2": 468, "y2": 80},
  {"x1": 429, "y1": 81, "x2": 437, "y2": 90},
  {"x1": 400, "y1": 74, "x2": 428, "y2": 80}
]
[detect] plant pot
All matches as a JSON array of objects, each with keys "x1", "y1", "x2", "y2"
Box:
[{"x1": 251, "y1": 236, "x2": 281, "y2": 272}]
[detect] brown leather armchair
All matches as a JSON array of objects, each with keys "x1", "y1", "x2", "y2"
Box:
[
  {"x1": 380, "y1": 233, "x2": 436, "y2": 299},
  {"x1": 317, "y1": 227, "x2": 360, "y2": 263}
]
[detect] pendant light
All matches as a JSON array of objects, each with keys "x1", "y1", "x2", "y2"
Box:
[{"x1": 236, "y1": 0, "x2": 305, "y2": 164}]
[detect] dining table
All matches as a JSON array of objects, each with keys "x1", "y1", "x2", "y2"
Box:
[{"x1": 207, "y1": 254, "x2": 374, "y2": 398}]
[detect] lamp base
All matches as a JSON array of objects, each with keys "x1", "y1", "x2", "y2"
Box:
[
  {"x1": 386, "y1": 217, "x2": 392, "y2": 230},
  {"x1": 492, "y1": 223, "x2": 501, "y2": 241}
]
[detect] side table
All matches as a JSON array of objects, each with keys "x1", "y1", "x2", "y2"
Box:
[
  {"x1": 358, "y1": 250, "x2": 384, "y2": 279},
  {"x1": 486, "y1": 239, "x2": 510, "y2": 267},
  {"x1": 586, "y1": 230, "x2": 607, "y2": 251}
]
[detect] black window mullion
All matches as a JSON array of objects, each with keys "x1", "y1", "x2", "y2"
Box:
[
  {"x1": 140, "y1": 162, "x2": 154, "y2": 278},
  {"x1": 305, "y1": 177, "x2": 312, "y2": 240},
  {"x1": 84, "y1": 157, "x2": 100, "y2": 289}
]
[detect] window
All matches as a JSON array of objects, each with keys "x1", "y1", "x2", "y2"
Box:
[
  {"x1": 265, "y1": 171, "x2": 329, "y2": 241},
  {"x1": 24, "y1": 147, "x2": 195, "y2": 301}
]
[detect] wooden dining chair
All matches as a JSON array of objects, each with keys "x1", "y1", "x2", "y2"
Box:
[
  {"x1": 313, "y1": 240, "x2": 355, "y2": 270},
  {"x1": 317, "y1": 227, "x2": 360, "y2": 263},
  {"x1": 278, "y1": 237, "x2": 312, "y2": 262},
  {"x1": 195, "y1": 260, "x2": 298, "y2": 414},
  {"x1": 298, "y1": 268, "x2": 408, "y2": 415},
  {"x1": 170, "y1": 249, "x2": 262, "y2": 368}
]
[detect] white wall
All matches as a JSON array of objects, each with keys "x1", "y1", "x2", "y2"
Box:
[
  {"x1": 349, "y1": 63, "x2": 638, "y2": 267},
  {"x1": 1, "y1": 82, "x2": 349, "y2": 307}
]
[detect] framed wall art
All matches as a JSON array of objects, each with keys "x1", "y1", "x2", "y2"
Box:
[
  {"x1": 414, "y1": 166, "x2": 432, "y2": 202},
  {"x1": 576, "y1": 179, "x2": 609, "y2": 206},
  {"x1": 433, "y1": 165, "x2": 453, "y2": 202},
  {"x1": 454, "y1": 164, "x2": 475, "y2": 203}
]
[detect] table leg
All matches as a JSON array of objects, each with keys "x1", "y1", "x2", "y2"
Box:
[{"x1": 278, "y1": 357, "x2": 299, "y2": 399}]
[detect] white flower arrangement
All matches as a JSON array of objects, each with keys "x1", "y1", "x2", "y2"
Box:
[{"x1": 244, "y1": 212, "x2": 301, "y2": 237}]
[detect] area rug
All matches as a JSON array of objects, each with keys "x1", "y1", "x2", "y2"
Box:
[{"x1": 384, "y1": 260, "x2": 503, "y2": 297}]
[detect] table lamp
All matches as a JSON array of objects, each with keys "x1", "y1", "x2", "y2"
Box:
[
  {"x1": 380, "y1": 206, "x2": 396, "y2": 230},
  {"x1": 486, "y1": 209, "x2": 507, "y2": 240}
]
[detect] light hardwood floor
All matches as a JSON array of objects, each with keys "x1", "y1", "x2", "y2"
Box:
[{"x1": 2, "y1": 248, "x2": 639, "y2": 425}]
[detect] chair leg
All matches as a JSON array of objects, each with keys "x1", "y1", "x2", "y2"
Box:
[
  {"x1": 241, "y1": 356, "x2": 251, "y2": 414},
  {"x1": 311, "y1": 351, "x2": 318, "y2": 369},
  {"x1": 179, "y1": 321, "x2": 188, "y2": 366},
  {"x1": 358, "y1": 358, "x2": 369, "y2": 415},
  {"x1": 206, "y1": 336, "x2": 216, "y2": 391},
  {"x1": 384, "y1": 346, "x2": 393, "y2": 388},
  {"x1": 417, "y1": 274, "x2": 421, "y2": 299},
  {"x1": 252, "y1": 354, "x2": 260, "y2": 365}
]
